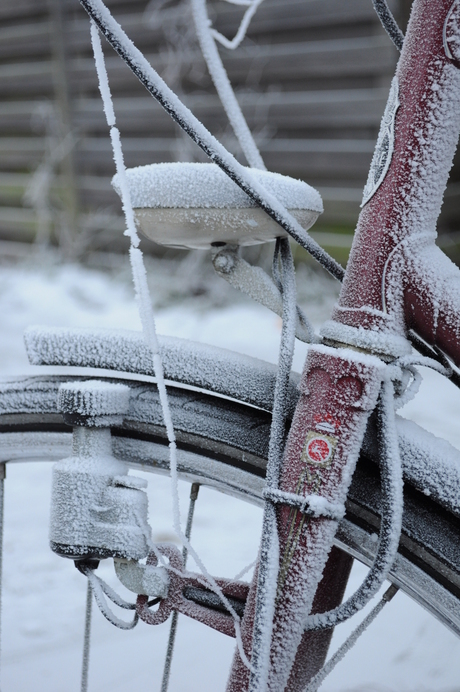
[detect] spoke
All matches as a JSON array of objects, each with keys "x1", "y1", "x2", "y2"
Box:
[
  {"x1": 81, "y1": 579, "x2": 93, "y2": 692},
  {"x1": 303, "y1": 584, "x2": 399, "y2": 692},
  {"x1": 0, "y1": 463, "x2": 5, "y2": 688},
  {"x1": 160, "y1": 483, "x2": 200, "y2": 692}
]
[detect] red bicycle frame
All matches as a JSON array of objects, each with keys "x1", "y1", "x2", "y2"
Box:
[
  {"x1": 75, "y1": 0, "x2": 460, "y2": 687},
  {"x1": 228, "y1": 1, "x2": 460, "y2": 689}
]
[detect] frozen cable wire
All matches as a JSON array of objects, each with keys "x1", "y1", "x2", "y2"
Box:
[
  {"x1": 272, "y1": 239, "x2": 318, "y2": 343},
  {"x1": 76, "y1": 562, "x2": 138, "y2": 608},
  {"x1": 90, "y1": 21, "x2": 253, "y2": 671},
  {"x1": 372, "y1": 0, "x2": 405, "y2": 51},
  {"x1": 84, "y1": 568, "x2": 139, "y2": 630},
  {"x1": 393, "y1": 353, "x2": 452, "y2": 409},
  {"x1": 397, "y1": 353, "x2": 452, "y2": 377},
  {"x1": 191, "y1": 0, "x2": 266, "y2": 169},
  {"x1": 392, "y1": 365, "x2": 422, "y2": 410},
  {"x1": 211, "y1": 0, "x2": 265, "y2": 50},
  {"x1": 80, "y1": 0, "x2": 344, "y2": 282},
  {"x1": 408, "y1": 330, "x2": 460, "y2": 391},
  {"x1": 90, "y1": 18, "x2": 177, "y2": 514},
  {"x1": 303, "y1": 584, "x2": 399, "y2": 692},
  {"x1": 91, "y1": 573, "x2": 137, "y2": 610},
  {"x1": 249, "y1": 238, "x2": 298, "y2": 692},
  {"x1": 304, "y1": 376, "x2": 403, "y2": 631}
]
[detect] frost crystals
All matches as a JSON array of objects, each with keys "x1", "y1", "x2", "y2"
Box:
[{"x1": 361, "y1": 77, "x2": 400, "y2": 208}]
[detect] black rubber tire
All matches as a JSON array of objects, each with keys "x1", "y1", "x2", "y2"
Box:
[{"x1": 0, "y1": 373, "x2": 459, "y2": 635}]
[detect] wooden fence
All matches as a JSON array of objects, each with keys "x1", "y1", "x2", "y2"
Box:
[{"x1": 0, "y1": 0, "x2": 458, "y2": 260}]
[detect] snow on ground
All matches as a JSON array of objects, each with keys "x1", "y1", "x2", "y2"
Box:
[{"x1": 0, "y1": 254, "x2": 459, "y2": 691}]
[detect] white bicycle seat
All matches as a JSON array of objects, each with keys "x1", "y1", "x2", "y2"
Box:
[{"x1": 112, "y1": 162, "x2": 322, "y2": 249}]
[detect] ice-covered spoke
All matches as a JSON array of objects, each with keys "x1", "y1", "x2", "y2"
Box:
[
  {"x1": 303, "y1": 584, "x2": 400, "y2": 692},
  {"x1": 161, "y1": 483, "x2": 200, "y2": 692},
  {"x1": 161, "y1": 612, "x2": 179, "y2": 692},
  {"x1": 80, "y1": 580, "x2": 93, "y2": 692}
]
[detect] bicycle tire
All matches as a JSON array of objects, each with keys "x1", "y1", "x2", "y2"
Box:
[{"x1": 1, "y1": 362, "x2": 459, "y2": 639}]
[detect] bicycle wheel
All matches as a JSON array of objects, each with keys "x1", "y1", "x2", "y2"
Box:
[{"x1": 1, "y1": 334, "x2": 460, "y2": 688}]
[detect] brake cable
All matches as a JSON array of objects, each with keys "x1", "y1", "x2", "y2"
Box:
[{"x1": 372, "y1": 0, "x2": 405, "y2": 50}]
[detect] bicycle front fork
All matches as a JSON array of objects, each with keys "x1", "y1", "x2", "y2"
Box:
[{"x1": 227, "y1": 344, "x2": 387, "y2": 691}]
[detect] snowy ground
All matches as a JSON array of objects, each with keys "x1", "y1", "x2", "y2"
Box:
[{"x1": 0, "y1": 252, "x2": 459, "y2": 692}]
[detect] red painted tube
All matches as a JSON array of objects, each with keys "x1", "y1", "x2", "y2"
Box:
[
  {"x1": 228, "y1": 2, "x2": 460, "y2": 690},
  {"x1": 227, "y1": 347, "x2": 386, "y2": 691},
  {"x1": 330, "y1": 0, "x2": 460, "y2": 364}
]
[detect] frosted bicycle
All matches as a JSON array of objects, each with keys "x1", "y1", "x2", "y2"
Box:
[{"x1": 1, "y1": 0, "x2": 460, "y2": 690}]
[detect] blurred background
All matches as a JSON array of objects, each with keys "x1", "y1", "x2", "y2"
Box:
[
  {"x1": 2, "y1": 3, "x2": 460, "y2": 690},
  {"x1": 2, "y1": 0, "x2": 458, "y2": 269}
]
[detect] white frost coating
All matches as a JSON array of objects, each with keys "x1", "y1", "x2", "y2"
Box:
[
  {"x1": 191, "y1": 0, "x2": 266, "y2": 169},
  {"x1": 91, "y1": 17, "x2": 181, "y2": 553},
  {"x1": 304, "y1": 377, "x2": 404, "y2": 633},
  {"x1": 3, "y1": 374, "x2": 459, "y2": 519},
  {"x1": 50, "y1": 421, "x2": 152, "y2": 561},
  {"x1": 306, "y1": 344, "x2": 386, "y2": 373},
  {"x1": 84, "y1": 0, "x2": 338, "y2": 277},
  {"x1": 393, "y1": 353, "x2": 450, "y2": 410},
  {"x1": 211, "y1": 0, "x2": 264, "y2": 50},
  {"x1": 114, "y1": 559, "x2": 169, "y2": 597},
  {"x1": 232, "y1": 559, "x2": 257, "y2": 582},
  {"x1": 320, "y1": 320, "x2": 411, "y2": 358},
  {"x1": 90, "y1": 20, "x2": 115, "y2": 127},
  {"x1": 212, "y1": 248, "x2": 317, "y2": 343},
  {"x1": 86, "y1": 570, "x2": 138, "y2": 629},
  {"x1": 303, "y1": 593, "x2": 390, "y2": 692},
  {"x1": 90, "y1": 22, "x2": 139, "y2": 248},
  {"x1": 392, "y1": 365, "x2": 422, "y2": 410},
  {"x1": 399, "y1": 242, "x2": 460, "y2": 358},
  {"x1": 58, "y1": 380, "x2": 130, "y2": 418},
  {"x1": 62, "y1": 427, "x2": 126, "y2": 474},
  {"x1": 361, "y1": 77, "x2": 400, "y2": 207},
  {"x1": 269, "y1": 521, "x2": 341, "y2": 692},
  {"x1": 23, "y1": 325, "x2": 301, "y2": 415},
  {"x1": 249, "y1": 504, "x2": 279, "y2": 691},
  {"x1": 394, "y1": 59, "x2": 460, "y2": 241},
  {"x1": 263, "y1": 487, "x2": 345, "y2": 521},
  {"x1": 90, "y1": 20, "x2": 177, "y2": 469},
  {"x1": 91, "y1": 20, "x2": 252, "y2": 664},
  {"x1": 112, "y1": 163, "x2": 322, "y2": 212},
  {"x1": 397, "y1": 417, "x2": 460, "y2": 516},
  {"x1": 249, "y1": 241, "x2": 298, "y2": 691},
  {"x1": 382, "y1": 53, "x2": 460, "y2": 326}
]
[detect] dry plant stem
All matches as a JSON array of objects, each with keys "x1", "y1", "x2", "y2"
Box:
[
  {"x1": 191, "y1": 0, "x2": 266, "y2": 169},
  {"x1": 80, "y1": 0, "x2": 344, "y2": 282}
]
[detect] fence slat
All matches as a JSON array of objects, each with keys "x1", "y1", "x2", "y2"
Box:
[{"x1": 0, "y1": 0, "x2": 411, "y2": 256}]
